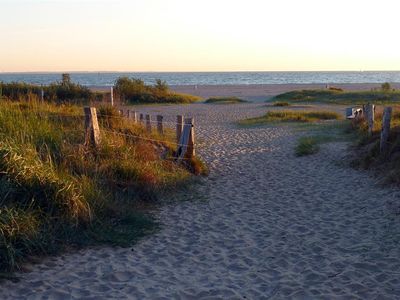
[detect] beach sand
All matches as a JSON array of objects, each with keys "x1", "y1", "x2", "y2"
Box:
[{"x1": 1, "y1": 103, "x2": 400, "y2": 299}]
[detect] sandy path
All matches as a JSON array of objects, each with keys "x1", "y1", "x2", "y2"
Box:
[{"x1": 1, "y1": 103, "x2": 400, "y2": 299}]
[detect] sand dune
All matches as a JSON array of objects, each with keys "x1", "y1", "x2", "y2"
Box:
[{"x1": 1, "y1": 103, "x2": 400, "y2": 299}]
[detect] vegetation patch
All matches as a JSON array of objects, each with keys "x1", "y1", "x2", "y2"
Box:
[
  {"x1": 239, "y1": 110, "x2": 341, "y2": 126},
  {"x1": 349, "y1": 110, "x2": 400, "y2": 185},
  {"x1": 205, "y1": 97, "x2": 248, "y2": 104},
  {"x1": 115, "y1": 77, "x2": 201, "y2": 104},
  {"x1": 274, "y1": 83, "x2": 400, "y2": 104},
  {"x1": 0, "y1": 81, "x2": 95, "y2": 104},
  {"x1": 295, "y1": 137, "x2": 320, "y2": 156},
  {"x1": 0, "y1": 100, "x2": 205, "y2": 274},
  {"x1": 273, "y1": 101, "x2": 290, "y2": 107}
]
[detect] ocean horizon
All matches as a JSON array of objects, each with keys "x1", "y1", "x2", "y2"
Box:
[{"x1": 1, "y1": 71, "x2": 400, "y2": 86}]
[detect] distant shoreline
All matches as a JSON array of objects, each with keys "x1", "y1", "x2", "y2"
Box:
[{"x1": 90, "y1": 83, "x2": 400, "y2": 102}]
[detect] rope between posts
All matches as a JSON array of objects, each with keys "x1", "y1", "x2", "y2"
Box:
[
  {"x1": 100, "y1": 129, "x2": 190, "y2": 147},
  {"x1": 96, "y1": 113, "x2": 190, "y2": 126}
]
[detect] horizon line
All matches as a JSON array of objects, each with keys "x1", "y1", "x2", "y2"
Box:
[{"x1": 2, "y1": 70, "x2": 400, "y2": 74}]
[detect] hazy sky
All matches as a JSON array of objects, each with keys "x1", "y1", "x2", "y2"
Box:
[{"x1": 1, "y1": 0, "x2": 400, "y2": 72}]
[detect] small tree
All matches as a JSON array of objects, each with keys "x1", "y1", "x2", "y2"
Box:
[{"x1": 381, "y1": 82, "x2": 392, "y2": 92}]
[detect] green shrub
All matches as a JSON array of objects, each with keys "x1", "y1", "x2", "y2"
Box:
[{"x1": 115, "y1": 77, "x2": 200, "y2": 104}]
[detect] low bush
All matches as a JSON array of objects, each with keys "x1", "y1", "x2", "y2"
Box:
[{"x1": 115, "y1": 77, "x2": 201, "y2": 104}]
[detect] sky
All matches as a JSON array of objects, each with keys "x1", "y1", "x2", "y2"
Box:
[{"x1": 1, "y1": 0, "x2": 400, "y2": 72}]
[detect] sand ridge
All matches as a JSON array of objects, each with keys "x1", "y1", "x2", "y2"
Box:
[{"x1": 1, "y1": 103, "x2": 400, "y2": 299}]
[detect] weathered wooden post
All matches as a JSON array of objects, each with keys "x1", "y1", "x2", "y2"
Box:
[
  {"x1": 40, "y1": 86, "x2": 44, "y2": 102},
  {"x1": 176, "y1": 115, "x2": 184, "y2": 144},
  {"x1": 131, "y1": 110, "x2": 137, "y2": 123},
  {"x1": 177, "y1": 117, "x2": 195, "y2": 160},
  {"x1": 146, "y1": 114, "x2": 152, "y2": 132},
  {"x1": 186, "y1": 118, "x2": 195, "y2": 158},
  {"x1": 84, "y1": 107, "x2": 101, "y2": 148},
  {"x1": 110, "y1": 87, "x2": 114, "y2": 107},
  {"x1": 140, "y1": 113, "x2": 144, "y2": 124},
  {"x1": 380, "y1": 107, "x2": 392, "y2": 155},
  {"x1": 365, "y1": 104, "x2": 375, "y2": 135},
  {"x1": 157, "y1": 115, "x2": 164, "y2": 135}
]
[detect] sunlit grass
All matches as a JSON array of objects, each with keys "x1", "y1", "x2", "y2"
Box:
[
  {"x1": 239, "y1": 110, "x2": 341, "y2": 126},
  {"x1": 0, "y1": 99, "x2": 205, "y2": 273}
]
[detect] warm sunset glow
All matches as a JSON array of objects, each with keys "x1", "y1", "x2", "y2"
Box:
[{"x1": 1, "y1": 0, "x2": 400, "y2": 72}]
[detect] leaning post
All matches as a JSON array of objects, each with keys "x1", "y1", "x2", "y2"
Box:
[
  {"x1": 176, "y1": 115, "x2": 184, "y2": 144},
  {"x1": 84, "y1": 107, "x2": 101, "y2": 149},
  {"x1": 380, "y1": 107, "x2": 392, "y2": 155}
]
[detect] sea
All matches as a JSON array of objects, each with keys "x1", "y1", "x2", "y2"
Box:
[{"x1": 1, "y1": 71, "x2": 400, "y2": 86}]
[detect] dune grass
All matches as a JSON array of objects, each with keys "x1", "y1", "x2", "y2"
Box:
[
  {"x1": 0, "y1": 99, "x2": 205, "y2": 274},
  {"x1": 0, "y1": 81, "x2": 95, "y2": 104},
  {"x1": 205, "y1": 97, "x2": 248, "y2": 104},
  {"x1": 295, "y1": 137, "x2": 320, "y2": 156},
  {"x1": 239, "y1": 110, "x2": 341, "y2": 126},
  {"x1": 273, "y1": 89, "x2": 400, "y2": 105}
]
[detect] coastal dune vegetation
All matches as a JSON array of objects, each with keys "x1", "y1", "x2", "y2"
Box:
[
  {"x1": 0, "y1": 76, "x2": 201, "y2": 105},
  {"x1": 274, "y1": 83, "x2": 400, "y2": 104},
  {"x1": 0, "y1": 94, "x2": 206, "y2": 275},
  {"x1": 239, "y1": 110, "x2": 341, "y2": 126},
  {"x1": 350, "y1": 108, "x2": 400, "y2": 184},
  {"x1": 115, "y1": 77, "x2": 201, "y2": 104}
]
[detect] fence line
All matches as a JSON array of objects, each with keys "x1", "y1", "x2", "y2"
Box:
[{"x1": 84, "y1": 107, "x2": 196, "y2": 160}]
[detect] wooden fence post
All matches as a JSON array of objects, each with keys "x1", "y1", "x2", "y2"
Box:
[
  {"x1": 146, "y1": 114, "x2": 152, "y2": 132},
  {"x1": 140, "y1": 113, "x2": 144, "y2": 124},
  {"x1": 177, "y1": 118, "x2": 195, "y2": 161},
  {"x1": 176, "y1": 115, "x2": 184, "y2": 144},
  {"x1": 157, "y1": 115, "x2": 164, "y2": 135},
  {"x1": 380, "y1": 107, "x2": 392, "y2": 154},
  {"x1": 186, "y1": 118, "x2": 195, "y2": 158},
  {"x1": 84, "y1": 107, "x2": 101, "y2": 148},
  {"x1": 110, "y1": 87, "x2": 114, "y2": 106},
  {"x1": 131, "y1": 111, "x2": 137, "y2": 123},
  {"x1": 365, "y1": 104, "x2": 375, "y2": 135}
]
